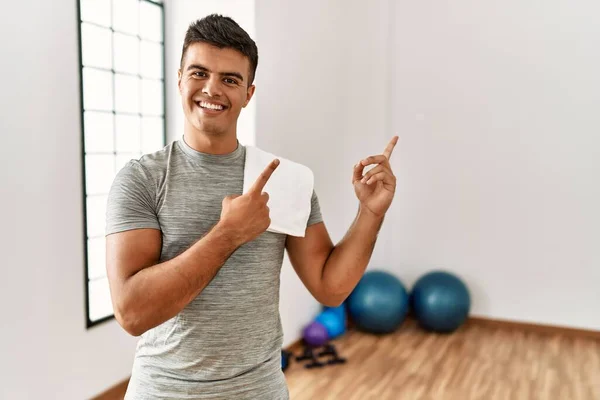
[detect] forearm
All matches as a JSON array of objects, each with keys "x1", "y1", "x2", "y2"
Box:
[
  {"x1": 118, "y1": 223, "x2": 239, "y2": 336},
  {"x1": 320, "y1": 207, "x2": 384, "y2": 304}
]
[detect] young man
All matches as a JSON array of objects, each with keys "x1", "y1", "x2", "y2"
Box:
[{"x1": 106, "y1": 14, "x2": 398, "y2": 400}]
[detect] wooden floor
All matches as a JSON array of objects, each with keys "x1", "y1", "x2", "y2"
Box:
[{"x1": 284, "y1": 319, "x2": 600, "y2": 400}]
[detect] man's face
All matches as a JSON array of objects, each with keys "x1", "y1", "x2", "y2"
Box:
[{"x1": 178, "y1": 42, "x2": 255, "y2": 137}]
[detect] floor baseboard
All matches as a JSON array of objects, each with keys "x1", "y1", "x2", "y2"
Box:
[{"x1": 467, "y1": 315, "x2": 600, "y2": 340}]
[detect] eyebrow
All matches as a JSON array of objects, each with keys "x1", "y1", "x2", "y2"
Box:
[{"x1": 186, "y1": 64, "x2": 244, "y2": 82}]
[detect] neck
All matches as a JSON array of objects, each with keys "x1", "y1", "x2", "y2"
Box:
[{"x1": 183, "y1": 126, "x2": 238, "y2": 155}]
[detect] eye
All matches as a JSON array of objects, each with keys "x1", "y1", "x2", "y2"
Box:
[
  {"x1": 224, "y1": 78, "x2": 238, "y2": 85},
  {"x1": 193, "y1": 71, "x2": 207, "y2": 77}
]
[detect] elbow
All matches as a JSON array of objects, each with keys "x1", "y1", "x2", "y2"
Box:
[
  {"x1": 317, "y1": 281, "x2": 350, "y2": 308},
  {"x1": 321, "y1": 299, "x2": 345, "y2": 308},
  {"x1": 114, "y1": 301, "x2": 145, "y2": 337},
  {"x1": 317, "y1": 292, "x2": 348, "y2": 308},
  {"x1": 116, "y1": 311, "x2": 145, "y2": 337},
  {"x1": 321, "y1": 298, "x2": 346, "y2": 308}
]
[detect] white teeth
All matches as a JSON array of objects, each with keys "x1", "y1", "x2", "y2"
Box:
[{"x1": 199, "y1": 101, "x2": 223, "y2": 110}]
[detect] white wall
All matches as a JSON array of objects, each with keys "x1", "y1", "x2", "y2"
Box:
[
  {"x1": 257, "y1": 0, "x2": 600, "y2": 334},
  {"x1": 0, "y1": 1, "x2": 137, "y2": 399},
  {"x1": 1, "y1": 1, "x2": 596, "y2": 397},
  {"x1": 165, "y1": 0, "x2": 256, "y2": 145},
  {"x1": 255, "y1": 0, "x2": 394, "y2": 346},
  {"x1": 390, "y1": 1, "x2": 600, "y2": 330}
]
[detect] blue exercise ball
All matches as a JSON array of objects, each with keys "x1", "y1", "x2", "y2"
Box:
[
  {"x1": 315, "y1": 309, "x2": 346, "y2": 339},
  {"x1": 411, "y1": 271, "x2": 471, "y2": 333},
  {"x1": 347, "y1": 270, "x2": 409, "y2": 334},
  {"x1": 323, "y1": 303, "x2": 346, "y2": 322}
]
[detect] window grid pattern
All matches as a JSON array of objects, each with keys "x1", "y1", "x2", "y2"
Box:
[{"x1": 77, "y1": 0, "x2": 166, "y2": 327}]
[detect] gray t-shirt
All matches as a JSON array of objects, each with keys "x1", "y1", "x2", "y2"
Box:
[{"x1": 106, "y1": 138, "x2": 323, "y2": 399}]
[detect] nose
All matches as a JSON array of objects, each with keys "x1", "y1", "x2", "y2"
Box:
[{"x1": 202, "y1": 75, "x2": 223, "y2": 97}]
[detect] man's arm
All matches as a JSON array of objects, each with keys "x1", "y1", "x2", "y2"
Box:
[
  {"x1": 106, "y1": 224, "x2": 239, "y2": 336},
  {"x1": 286, "y1": 207, "x2": 383, "y2": 307},
  {"x1": 107, "y1": 159, "x2": 280, "y2": 337},
  {"x1": 286, "y1": 136, "x2": 398, "y2": 306}
]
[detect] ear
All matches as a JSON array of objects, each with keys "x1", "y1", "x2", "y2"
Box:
[
  {"x1": 243, "y1": 85, "x2": 256, "y2": 108},
  {"x1": 177, "y1": 69, "x2": 183, "y2": 94}
]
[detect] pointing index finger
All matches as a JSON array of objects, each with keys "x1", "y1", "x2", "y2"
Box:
[
  {"x1": 249, "y1": 159, "x2": 280, "y2": 194},
  {"x1": 383, "y1": 135, "x2": 399, "y2": 160}
]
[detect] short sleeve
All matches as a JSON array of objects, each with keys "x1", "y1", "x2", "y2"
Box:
[
  {"x1": 105, "y1": 161, "x2": 161, "y2": 235},
  {"x1": 306, "y1": 190, "x2": 323, "y2": 227}
]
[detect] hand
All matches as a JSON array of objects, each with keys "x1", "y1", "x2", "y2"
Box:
[
  {"x1": 352, "y1": 136, "x2": 399, "y2": 218},
  {"x1": 219, "y1": 159, "x2": 280, "y2": 245}
]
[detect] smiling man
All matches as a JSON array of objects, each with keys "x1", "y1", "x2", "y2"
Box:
[
  {"x1": 105, "y1": 14, "x2": 398, "y2": 400},
  {"x1": 178, "y1": 39, "x2": 254, "y2": 153}
]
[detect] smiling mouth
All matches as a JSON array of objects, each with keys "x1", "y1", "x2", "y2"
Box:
[{"x1": 195, "y1": 100, "x2": 228, "y2": 111}]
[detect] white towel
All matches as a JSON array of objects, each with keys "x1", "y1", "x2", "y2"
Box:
[{"x1": 243, "y1": 145, "x2": 314, "y2": 237}]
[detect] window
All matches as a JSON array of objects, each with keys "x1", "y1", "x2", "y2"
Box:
[{"x1": 77, "y1": 0, "x2": 166, "y2": 328}]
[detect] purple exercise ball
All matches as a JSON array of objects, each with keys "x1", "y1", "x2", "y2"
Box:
[{"x1": 303, "y1": 321, "x2": 329, "y2": 347}]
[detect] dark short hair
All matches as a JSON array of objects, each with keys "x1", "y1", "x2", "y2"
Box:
[{"x1": 180, "y1": 14, "x2": 259, "y2": 85}]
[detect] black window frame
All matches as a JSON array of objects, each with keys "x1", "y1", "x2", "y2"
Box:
[{"x1": 76, "y1": 0, "x2": 167, "y2": 329}]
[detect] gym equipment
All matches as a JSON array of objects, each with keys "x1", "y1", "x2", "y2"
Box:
[
  {"x1": 296, "y1": 343, "x2": 346, "y2": 369},
  {"x1": 411, "y1": 270, "x2": 471, "y2": 333},
  {"x1": 318, "y1": 344, "x2": 347, "y2": 365},
  {"x1": 315, "y1": 309, "x2": 346, "y2": 339},
  {"x1": 347, "y1": 270, "x2": 409, "y2": 333},
  {"x1": 323, "y1": 303, "x2": 346, "y2": 321},
  {"x1": 296, "y1": 346, "x2": 325, "y2": 369},
  {"x1": 302, "y1": 321, "x2": 329, "y2": 347},
  {"x1": 281, "y1": 349, "x2": 291, "y2": 371}
]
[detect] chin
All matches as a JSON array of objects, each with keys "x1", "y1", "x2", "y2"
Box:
[{"x1": 195, "y1": 121, "x2": 228, "y2": 136}]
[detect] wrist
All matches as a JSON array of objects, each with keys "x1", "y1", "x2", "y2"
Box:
[
  {"x1": 358, "y1": 205, "x2": 385, "y2": 224},
  {"x1": 214, "y1": 220, "x2": 245, "y2": 248}
]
